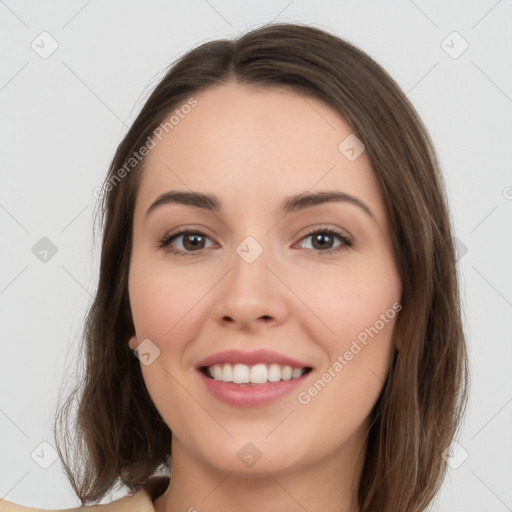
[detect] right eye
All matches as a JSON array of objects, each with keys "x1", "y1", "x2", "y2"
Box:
[{"x1": 159, "y1": 230, "x2": 215, "y2": 256}]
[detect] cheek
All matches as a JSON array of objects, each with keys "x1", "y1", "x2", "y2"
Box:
[
  {"x1": 292, "y1": 254, "x2": 400, "y2": 434},
  {"x1": 128, "y1": 255, "x2": 209, "y2": 342},
  {"x1": 290, "y1": 254, "x2": 401, "y2": 349},
  {"x1": 294, "y1": 311, "x2": 398, "y2": 447},
  {"x1": 128, "y1": 258, "x2": 208, "y2": 431}
]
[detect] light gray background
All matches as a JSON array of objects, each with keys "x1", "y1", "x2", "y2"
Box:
[{"x1": 1, "y1": 0, "x2": 511, "y2": 510}]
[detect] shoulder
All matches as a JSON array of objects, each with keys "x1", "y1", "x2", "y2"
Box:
[
  {"x1": 0, "y1": 493, "x2": 147, "y2": 512},
  {"x1": 0, "y1": 476, "x2": 170, "y2": 512}
]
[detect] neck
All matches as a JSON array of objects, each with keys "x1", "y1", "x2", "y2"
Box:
[{"x1": 154, "y1": 433, "x2": 367, "y2": 512}]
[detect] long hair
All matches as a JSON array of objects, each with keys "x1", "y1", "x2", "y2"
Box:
[{"x1": 54, "y1": 22, "x2": 469, "y2": 511}]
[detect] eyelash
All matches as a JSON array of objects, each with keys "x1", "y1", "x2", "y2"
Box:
[{"x1": 158, "y1": 227, "x2": 353, "y2": 257}]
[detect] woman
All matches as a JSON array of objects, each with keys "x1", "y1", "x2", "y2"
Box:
[{"x1": 3, "y1": 22, "x2": 468, "y2": 512}]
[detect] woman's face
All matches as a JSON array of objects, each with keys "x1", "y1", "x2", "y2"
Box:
[{"x1": 128, "y1": 82, "x2": 402, "y2": 476}]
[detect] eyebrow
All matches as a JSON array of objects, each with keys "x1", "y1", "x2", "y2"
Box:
[{"x1": 145, "y1": 190, "x2": 376, "y2": 222}]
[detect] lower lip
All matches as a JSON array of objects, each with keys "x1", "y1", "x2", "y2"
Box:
[{"x1": 198, "y1": 370, "x2": 310, "y2": 408}]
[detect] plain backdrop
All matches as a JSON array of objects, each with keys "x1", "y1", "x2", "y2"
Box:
[{"x1": 1, "y1": 0, "x2": 511, "y2": 510}]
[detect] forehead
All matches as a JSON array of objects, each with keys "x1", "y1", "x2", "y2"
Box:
[{"x1": 134, "y1": 82, "x2": 387, "y2": 225}]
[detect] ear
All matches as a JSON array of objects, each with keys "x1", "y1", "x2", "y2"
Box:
[{"x1": 128, "y1": 334, "x2": 139, "y2": 351}]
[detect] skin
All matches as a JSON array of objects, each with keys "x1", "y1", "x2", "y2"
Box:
[{"x1": 127, "y1": 82, "x2": 402, "y2": 512}]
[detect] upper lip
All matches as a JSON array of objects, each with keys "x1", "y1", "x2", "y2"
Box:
[{"x1": 196, "y1": 349, "x2": 312, "y2": 369}]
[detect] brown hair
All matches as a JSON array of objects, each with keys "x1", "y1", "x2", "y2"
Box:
[{"x1": 54, "y1": 22, "x2": 469, "y2": 511}]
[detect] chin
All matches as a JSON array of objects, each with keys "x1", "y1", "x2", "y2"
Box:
[{"x1": 190, "y1": 434, "x2": 308, "y2": 476}]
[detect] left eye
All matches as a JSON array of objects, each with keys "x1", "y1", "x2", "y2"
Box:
[{"x1": 296, "y1": 229, "x2": 352, "y2": 253}]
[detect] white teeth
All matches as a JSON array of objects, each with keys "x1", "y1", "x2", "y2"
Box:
[
  {"x1": 250, "y1": 364, "x2": 267, "y2": 384},
  {"x1": 221, "y1": 363, "x2": 232, "y2": 382},
  {"x1": 213, "y1": 365, "x2": 223, "y2": 380},
  {"x1": 292, "y1": 367, "x2": 302, "y2": 379},
  {"x1": 205, "y1": 363, "x2": 308, "y2": 384},
  {"x1": 267, "y1": 363, "x2": 281, "y2": 382},
  {"x1": 281, "y1": 365, "x2": 292, "y2": 380},
  {"x1": 233, "y1": 363, "x2": 249, "y2": 383}
]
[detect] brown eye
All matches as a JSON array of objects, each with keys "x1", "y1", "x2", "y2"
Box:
[
  {"x1": 297, "y1": 228, "x2": 353, "y2": 254},
  {"x1": 159, "y1": 230, "x2": 214, "y2": 255},
  {"x1": 181, "y1": 233, "x2": 207, "y2": 251}
]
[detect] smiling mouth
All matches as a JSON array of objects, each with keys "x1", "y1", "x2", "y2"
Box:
[{"x1": 200, "y1": 363, "x2": 313, "y2": 385}]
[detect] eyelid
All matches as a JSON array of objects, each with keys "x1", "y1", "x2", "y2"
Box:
[{"x1": 296, "y1": 224, "x2": 353, "y2": 242}]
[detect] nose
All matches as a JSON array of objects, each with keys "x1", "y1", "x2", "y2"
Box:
[{"x1": 213, "y1": 241, "x2": 289, "y2": 331}]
